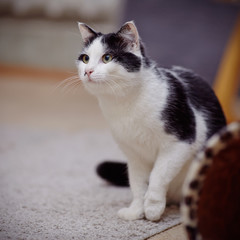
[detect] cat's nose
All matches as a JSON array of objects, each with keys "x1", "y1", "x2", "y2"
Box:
[{"x1": 85, "y1": 69, "x2": 94, "y2": 77}]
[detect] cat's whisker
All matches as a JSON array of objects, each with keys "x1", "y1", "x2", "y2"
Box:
[
  {"x1": 62, "y1": 81, "x2": 79, "y2": 94},
  {"x1": 62, "y1": 76, "x2": 80, "y2": 86},
  {"x1": 66, "y1": 83, "x2": 81, "y2": 95},
  {"x1": 92, "y1": 75, "x2": 120, "y2": 95},
  {"x1": 94, "y1": 73, "x2": 135, "y2": 88},
  {"x1": 96, "y1": 77, "x2": 131, "y2": 95},
  {"x1": 64, "y1": 80, "x2": 79, "y2": 93},
  {"x1": 51, "y1": 77, "x2": 79, "y2": 95},
  {"x1": 54, "y1": 78, "x2": 80, "y2": 95},
  {"x1": 105, "y1": 80, "x2": 118, "y2": 96},
  {"x1": 73, "y1": 82, "x2": 82, "y2": 95},
  {"x1": 57, "y1": 75, "x2": 79, "y2": 86},
  {"x1": 107, "y1": 79, "x2": 121, "y2": 92},
  {"x1": 106, "y1": 77, "x2": 132, "y2": 91},
  {"x1": 94, "y1": 73, "x2": 121, "y2": 80},
  {"x1": 54, "y1": 75, "x2": 80, "y2": 93},
  {"x1": 63, "y1": 79, "x2": 82, "y2": 94}
]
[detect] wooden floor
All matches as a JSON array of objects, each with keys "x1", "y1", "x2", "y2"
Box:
[{"x1": 149, "y1": 224, "x2": 186, "y2": 240}]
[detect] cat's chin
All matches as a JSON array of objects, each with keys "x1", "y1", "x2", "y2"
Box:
[{"x1": 83, "y1": 80, "x2": 118, "y2": 97}]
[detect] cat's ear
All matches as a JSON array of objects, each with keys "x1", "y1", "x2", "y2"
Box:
[
  {"x1": 117, "y1": 21, "x2": 140, "y2": 49},
  {"x1": 78, "y1": 22, "x2": 97, "y2": 44}
]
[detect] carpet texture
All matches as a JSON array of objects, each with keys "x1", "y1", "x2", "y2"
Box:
[{"x1": 0, "y1": 126, "x2": 180, "y2": 240}]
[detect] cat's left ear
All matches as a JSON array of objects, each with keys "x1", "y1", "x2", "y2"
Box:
[
  {"x1": 78, "y1": 22, "x2": 98, "y2": 44},
  {"x1": 117, "y1": 21, "x2": 140, "y2": 50}
]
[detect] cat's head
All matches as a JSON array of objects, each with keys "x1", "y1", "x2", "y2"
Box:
[{"x1": 77, "y1": 21, "x2": 150, "y2": 96}]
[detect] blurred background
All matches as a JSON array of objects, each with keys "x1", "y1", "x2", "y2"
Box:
[{"x1": 0, "y1": 0, "x2": 239, "y2": 133}]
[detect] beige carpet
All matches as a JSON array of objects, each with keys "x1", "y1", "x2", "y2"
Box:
[{"x1": 0, "y1": 126, "x2": 181, "y2": 240}]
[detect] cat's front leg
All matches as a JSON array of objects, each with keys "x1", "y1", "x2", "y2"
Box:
[
  {"x1": 144, "y1": 186, "x2": 166, "y2": 222},
  {"x1": 118, "y1": 198, "x2": 145, "y2": 221},
  {"x1": 117, "y1": 155, "x2": 151, "y2": 220},
  {"x1": 144, "y1": 143, "x2": 192, "y2": 221}
]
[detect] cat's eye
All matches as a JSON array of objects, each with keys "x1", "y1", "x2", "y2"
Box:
[
  {"x1": 102, "y1": 54, "x2": 113, "y2": 64},
  {"x1": 81, "y1": 54, "x2": 89, "y2": 64}
]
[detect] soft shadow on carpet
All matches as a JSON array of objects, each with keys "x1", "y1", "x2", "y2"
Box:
[{"x1": 0, "y1": 126, "x2": 180, "y2": 240}]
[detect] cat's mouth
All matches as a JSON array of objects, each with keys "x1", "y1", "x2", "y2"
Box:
[
  {"x1": 86, "y1": 76, "x2": 104, "y2": 85},
  {"x1": 87, "y1": 77, "x2": 94, "y2": 83},
  {"x1": 86, "y1": 76, "x2": 96, "y2": 83},
  {"x1": 85, "y1": 77, "x2": 104, "y2": 86}
]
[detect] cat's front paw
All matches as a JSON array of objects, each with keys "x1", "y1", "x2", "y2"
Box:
[
  {"x1": 144, "y1": 193, "x2": 166, "y2": 221},
  {"x1": 117, "y1": 200, "x2": 144, "y2": 220}
]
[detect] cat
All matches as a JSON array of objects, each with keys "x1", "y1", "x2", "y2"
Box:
[{"x1": 77, "y1": 21, "x2": 226, "y2": 221}]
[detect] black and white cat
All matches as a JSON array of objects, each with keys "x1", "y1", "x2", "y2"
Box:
[{"x1": 77, "y1": 21, "x2": 226, "y2": 221}]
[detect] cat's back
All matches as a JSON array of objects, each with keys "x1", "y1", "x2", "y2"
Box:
[{"x1": 162, "y1": 66, "x2": 226, "y2": 140}]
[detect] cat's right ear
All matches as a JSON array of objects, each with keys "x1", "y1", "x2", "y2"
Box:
[{"x1": 78, "y1": 22, "x2": 97, "y2": 44}]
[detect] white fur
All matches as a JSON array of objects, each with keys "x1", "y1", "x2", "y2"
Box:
[{"x1": 77, "y1": 28, "x2": 208, "y2": 221}]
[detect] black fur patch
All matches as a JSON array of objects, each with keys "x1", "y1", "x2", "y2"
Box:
[
  {"x1": 101, "y1": 33, "x2": 142, "y2": 72},
  {"x1": 162, "y1": 71, "x2": 196, "y2": 143},
  {"x1": 176, "y1": 70, "x2": 226, "y2": 139},
  {"x1": 102, "y1": 33, "x2": 128, "y2": 50},
  {"x1": 115, "y1": 52, "x2": 141, "y2": 72}
]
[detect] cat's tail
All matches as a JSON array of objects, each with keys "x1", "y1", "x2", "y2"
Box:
[{"x1": 96, "y1": 161, "x2": 129, "y2": 187}]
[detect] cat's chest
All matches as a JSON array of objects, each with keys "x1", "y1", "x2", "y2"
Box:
[
  {"x1": 111, "y1": 112, "x2": 151, "y2": 140},
  {"x1": 98, "y1": 80, "x2": 169, "y2": 150},
  {"x1": 99, "y1": 97, "x2": 164, "y2": 146}
]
